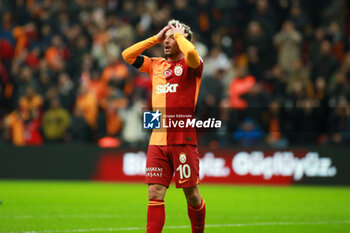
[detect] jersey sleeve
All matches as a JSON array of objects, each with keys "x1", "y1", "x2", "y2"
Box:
[
  {"x1": 190, "y1": 57, "x2": 203, "y2": 78},
  {"x1": 121, "y1": 35, "x2": 160, "y2": 68},
  {"x1": 174, "y1": 33, "x2": 201, "y2": 69},
  {"x1": 138, "y1": 56, "x2": 153, "y2": 75}
]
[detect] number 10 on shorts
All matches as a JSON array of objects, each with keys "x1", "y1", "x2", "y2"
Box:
[{"x1": 177, "y1": 164, "x2": 191, "y2": 179}]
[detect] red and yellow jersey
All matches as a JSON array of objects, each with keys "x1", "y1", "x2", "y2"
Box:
[
  {"x1": 122, "y1": 34, "x2": 203, "y2": 145},
  {"x1": 142, "y1": 56, "x2": 203, "y2": 145}
]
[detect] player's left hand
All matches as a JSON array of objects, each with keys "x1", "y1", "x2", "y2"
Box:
[{"x1": 169, "y1": 22, "x2": 188, "y2": 38}]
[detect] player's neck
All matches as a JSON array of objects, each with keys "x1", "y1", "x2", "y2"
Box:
[{"x1": 166, "y1": 53, "x2": 184, "y2": 62}]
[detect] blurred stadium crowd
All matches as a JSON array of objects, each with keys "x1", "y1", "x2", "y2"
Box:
[{"x1": 0, "y1": 0, "x2": 350, "y2": 147}]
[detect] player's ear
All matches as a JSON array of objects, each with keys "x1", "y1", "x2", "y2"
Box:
[{"x1": 184, "y1": 33, "x2": 188, "y2": 38}]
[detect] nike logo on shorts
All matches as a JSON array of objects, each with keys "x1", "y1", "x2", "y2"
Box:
[{"x1": 179, "y1": 179, "x2": 189, "y2": 184}]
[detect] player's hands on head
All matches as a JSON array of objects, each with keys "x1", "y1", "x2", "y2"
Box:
[
  {"x1": 156, "y1": 25, "x2": 171, "y2": 41},
  {"x1": 169, "y1": 22, "x2": 188, "y2": 38}
]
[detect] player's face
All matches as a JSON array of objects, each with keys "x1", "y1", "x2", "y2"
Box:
[{"x1": 163, "y1": 29, "x2": 181, "y2": 57}]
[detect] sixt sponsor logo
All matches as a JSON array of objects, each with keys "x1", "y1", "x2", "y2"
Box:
[{"x1": 156, "y1": 83, "x2": 178, "y2": 94}]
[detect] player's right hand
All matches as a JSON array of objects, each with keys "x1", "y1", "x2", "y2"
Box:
[{"x1": 156, "y1": 25, "x2": 170, "y2": 41}]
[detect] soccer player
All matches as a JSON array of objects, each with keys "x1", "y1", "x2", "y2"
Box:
[{"x1": 122, "y1": 20, "x2": 205, "y2": 233}]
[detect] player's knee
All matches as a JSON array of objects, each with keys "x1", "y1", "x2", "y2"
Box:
[
  {"x1": 184, "y1": 187, "x2": 202, "y2": 206},
  {"x1": 186, "y1": 192, "x2": 201, "y2": 205},
  {"x1": 148, "y1": 184, "x2": 166, "y2": 200}
]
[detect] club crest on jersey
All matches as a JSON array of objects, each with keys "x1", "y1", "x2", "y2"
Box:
[
  {"x1": 163, "y1": 69, "x2": 172, "y2": 78},
  {"x1": 174, "y1": 65, "x2": 183, "y2": 76},
  {"x1": 179, "y1": 153, "x2": 187, "y2": 163}
]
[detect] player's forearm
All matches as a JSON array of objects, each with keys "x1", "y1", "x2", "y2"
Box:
[
  {"x1": 174, "y1": 33, "x2": 200, "y2": 69},
  {"x1": 121, "y1": 36, "x2": 160, "y2": 64}
]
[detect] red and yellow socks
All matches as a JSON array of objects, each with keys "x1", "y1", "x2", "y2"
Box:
[
  {"x1": 187, "y1": 198, "x2": 206, "y2": 233},
  {"x1": 147, "y1": 199, "x2": 165, "y2": 233},
  {"x1": 147, "y1": 198, "x2": 205, "y2": 233}
]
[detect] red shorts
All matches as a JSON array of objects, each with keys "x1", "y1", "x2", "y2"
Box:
[{"x1": 145, "y1": 145, "x2": 200, "y2": 188}]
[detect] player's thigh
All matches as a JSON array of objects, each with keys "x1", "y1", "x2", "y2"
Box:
[
  {"x1": 146, "y1": 145, "x2": 173, "y2": 188},
  {"x1": 171, "y1": 145, "x2": 199, "y2": 188}
]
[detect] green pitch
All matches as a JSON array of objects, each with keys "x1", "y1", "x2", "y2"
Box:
[{"x1": 0, "y1": 181, "x2": 349, "y2": 233}]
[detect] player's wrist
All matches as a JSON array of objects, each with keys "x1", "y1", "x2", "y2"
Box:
[{"x1": 152, "y1": 35, "x2": 162, "y2": 43}]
